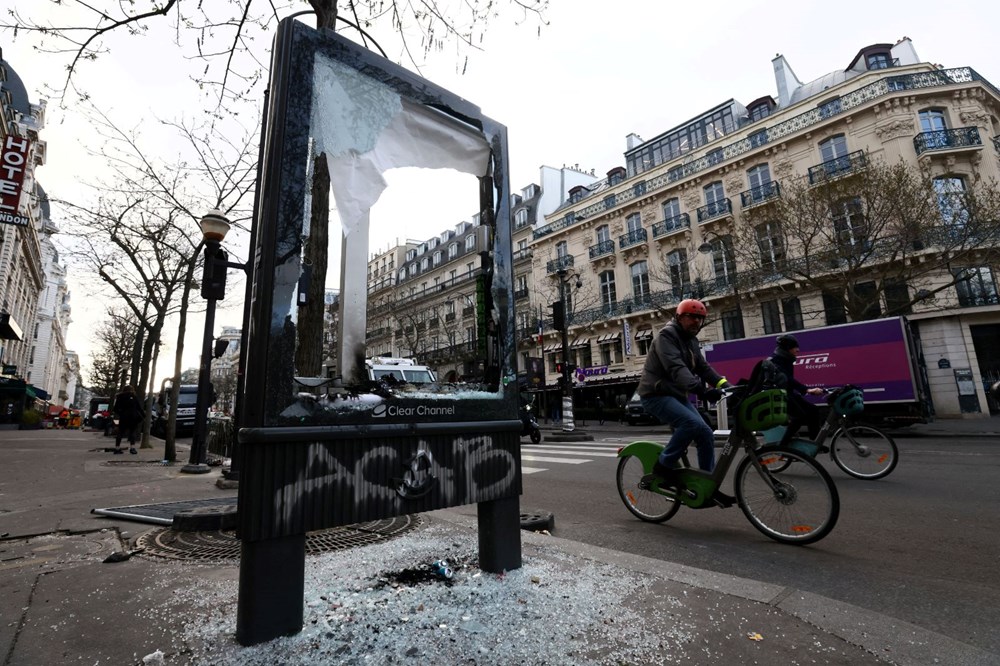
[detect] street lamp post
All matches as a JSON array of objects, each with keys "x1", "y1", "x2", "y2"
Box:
[
  {"x1": 556, "y1": 267, "x2": 582, "y2": 432},
  {"x1": 182, "y1": 210, "x2": 232, "y2": 474}
]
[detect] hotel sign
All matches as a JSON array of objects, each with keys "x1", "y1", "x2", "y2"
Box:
[{"x1": 0, "y1": 135, "x2": 32, "y2": 228}]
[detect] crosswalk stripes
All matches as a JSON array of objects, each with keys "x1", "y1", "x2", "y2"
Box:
[{"x1": 520, "y1": 441, "x2": 624, "y2": 475}]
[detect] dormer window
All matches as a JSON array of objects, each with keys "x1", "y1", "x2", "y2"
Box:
[
  {"x1": 465, "y1": 234, "x2": 476, "y2": 251},
  {"x1": 568, "y1": 185, "x2": 587, "y2": 204},
  {"x1": 866, "y1": 52, "x2": 892, "y2": 70},
  {"x1": 515, "y1": 208, "x2": 529, "y2": 226},
  {"x1": 406, "y1": 249, "x2": 417, "y2": 261},
  {"x1": 448, "y1": 243, "x2": 458, "y2": 259},
  {"x1": 607, "y1": 166, "x2": 626, "y2": 186},
  {"x1": 522, "y1": 184, "x2": 538, "y2": 199}
]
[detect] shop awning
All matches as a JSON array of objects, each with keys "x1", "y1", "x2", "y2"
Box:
[
  {"x1": 570, "y1": 337, "x2": 590, "y2": 348},
  {"x1": 0, "y1": 312, "x2": 23, "y2": 341},
  {"x1": 597, "y1": 332, "x2": 621, "y2": 343},
  {"x1": 31, "y1": 386, "x2": 50, "y2": 400},
  {"x1": 635, "y1": 327, "x2": 653, "y2": 340},
  {"x1": 25, "y1": 386, "x2": 36, "y2": 399},
  {"x1": 543, "y1": 344, "x2": 560, "y2": 353}
]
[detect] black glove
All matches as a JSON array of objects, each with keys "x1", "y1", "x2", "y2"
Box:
[{"x1": 702, "y1": 387, "x2": 724, "y2": 403}]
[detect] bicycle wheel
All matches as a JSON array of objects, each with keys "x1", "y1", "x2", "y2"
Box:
[
  {"x1": 735, "y1": 447, "x2": 839, "y2": 545},
  {"x1": 616, "y1": 454, "x2": 680, "y2": 523},
  {"x1": 830, "y1": 425, "x2": 898, "y2": 480}
]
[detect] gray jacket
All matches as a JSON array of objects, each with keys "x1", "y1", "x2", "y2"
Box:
[{"x1": 636, "y1": 320, "x2": 724, "y2": 400}]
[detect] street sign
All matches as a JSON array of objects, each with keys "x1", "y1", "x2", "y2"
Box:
[{"x1": 2, "y1": 364, "x2": 16, "y2": 375}]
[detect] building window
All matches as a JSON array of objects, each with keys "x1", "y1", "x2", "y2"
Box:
[
  {"x1": 832, "y1": 197, "x2": 866, "y2": 247},
  {"x1": 704, "y1": 181, "x2": 725, "y2": 206},
  {"x1": 556, "y1": 241, "x2": 568, "y2": 258},
  {"x1": 884, "y1": 279, "x2": 912, "y2": 315},
  {"x1": 626, "y1": 212, "x2": 642, "y2": 233},
  {"x1": 662, "y1": 198, "x2": 681, "y2": 223},
  {"x1": 934, "y1": 176, "x2": 967, "y2": 227},
  {"x1": 749, "y1": 103, "x2": 771, "y2": 122},
  {"x1": 596, "y1": 225, "x2": 611, "y2": 244},
  {"x1": 631, "y1": 261, "x2": 649, "y2": 302},
  {"x1": 823, "y1": 293, "x2": 848, "y2": 325},
  {"x1": 408, "y1": 264, "x2": 417, "y2": 277},
  {"x1": 954, "y1": 266, "x2": 999, "y2": 307},
  {"x1": 867, "y1": 52, "x2": 892, "y2": 70},
  {"x1": 721, "y1": 308, "x2": 745, "y2": 340},
  {"x1": 600, "y1": 339, "x2": 624, "y2": 365},
  {"x1": 761, "y1": 300, "x2": 782, "y2": 334},
  {"x1": 633, "y1": 180, "x2": 647, "y2": 197},
  {"x1": 819, "y1": 134, "x2": 848, "y2": 163},
  {"x1": 448, "y1": 243, "x2": 458, "y2": 259},
  {"x1": 603, "y1": 194, "x2": 617, "y2": 209},
  {"x1": 747, "y1": 164, "x2": 771, "y2": 191},
  {"x1": 420, "y1": 257, "x2": 429, "y2": 271},
  {"x1": 432, "y1": 251, "x2": 442, "y2": 266},
  {"x1": 755, "y1": 222, "x2": 784, "y2": 269},
  {"x1": 599, "y1": 270, "x2": 617, "y2": 310},
  {"x1": 465, "y1": 235, "x2": 476, "y2": 251},
  {"x1": 782, "y1": 297, "x2": 804, "y2": 331},
  {"x1": 706, "y1": 148, "x2": 723, "y2": 166},
  {"x1": 709, "y1": 236, "x2": 735, "y2": 287},
  {"x1": 666, "y1": 249, "x2": 691, "y2": 297},
  {"x1": 515, "y1": 208, "x2": 528, "y2": 226},
  {"x1": 406, "y1": 249, "x2": 417, "y2": 261},
  {"x1": 856, "y1": 280, "x2": 881, "y2": 320}
]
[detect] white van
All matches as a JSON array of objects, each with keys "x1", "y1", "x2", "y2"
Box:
[{"x1": 365, "y1": 357, "x2": 437, "y2": 384}]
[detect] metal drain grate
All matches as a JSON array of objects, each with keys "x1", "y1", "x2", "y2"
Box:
[{"x1": 135, "y1": 515, "x2": 421, "y2": 562}]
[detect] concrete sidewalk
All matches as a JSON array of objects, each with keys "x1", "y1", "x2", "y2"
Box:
[{"x1": 1, "y1": 428, "x2": 996, "y2": 665}]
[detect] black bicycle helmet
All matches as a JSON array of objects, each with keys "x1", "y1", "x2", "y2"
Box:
[{"x1": 776, "y1": 334, "x2": 799, "y2": 351}]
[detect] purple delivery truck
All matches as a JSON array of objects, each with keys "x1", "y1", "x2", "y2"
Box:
[{"x1": 702, "y1": 317, "x2": 932, "y2": 426}]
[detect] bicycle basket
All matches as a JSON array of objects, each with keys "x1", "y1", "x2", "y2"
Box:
[
  {"x1": 830, "y1": 386, "x2": 864, "y2": 417},
  {"x1": 736, "y1": 388, "x2": 788, "y2": 432}
]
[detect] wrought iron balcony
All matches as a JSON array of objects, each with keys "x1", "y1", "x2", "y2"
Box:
[
  {"x1": 588, "y1": 239, "x2": 615, "y2": 260},
  {"x1": 739, "y1": 181, "x2": 781, "y2": 208},
  {"x1": 807, "y1": 150, "x2": 867, "y2": 185},
  {"x1": 514, "y1": 287, "x2": 529, "y2": 300},
  {"x1": 546, "y1": 254, "x2": 575, "y2": 274},
  {"x1": 619, "y1": 227, "x2": 648, "y2": 249},
  {"x1": 652, "y1": 212, "x2": 691, "y2": 238},
  {"x1": 913, "y1": 126, "x2": 982, "y2": 156},
  {"x1": 513, "y1": 247, "x2": 533, "y2": 263},
  {"x1": 697, "y1": 198, "x2": 733, "y2": 223}
]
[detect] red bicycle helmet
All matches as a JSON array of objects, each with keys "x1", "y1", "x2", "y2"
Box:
[{"x1": 676, "y1": 299, "x2": 708, "y2": 317}]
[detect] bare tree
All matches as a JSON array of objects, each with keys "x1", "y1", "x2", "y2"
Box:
[
  {"x1": 2, "y1": 0, "x2": 548, "y2": 111},
  {"x1": 88, "y1": 307, "x2": 141, "y2": 397},
  {"x1": 728, "y1": 157, "x2": 1000, "y2": 322},
  {"x1": 55, "y1": 104, "x2": 257, "y2": 455}
]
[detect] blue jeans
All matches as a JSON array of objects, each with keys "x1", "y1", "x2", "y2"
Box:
[{"x1": 640, "y1": 395, "x2": 716, "y2": 472}]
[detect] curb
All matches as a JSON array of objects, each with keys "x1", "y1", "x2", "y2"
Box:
[{"x1": 428, "y1": 509, "x2": 998, "y2": 666}]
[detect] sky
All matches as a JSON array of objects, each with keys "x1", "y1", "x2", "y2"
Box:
[{"x1": 3, "y1": 0, "x2": 999, "y2": 384}]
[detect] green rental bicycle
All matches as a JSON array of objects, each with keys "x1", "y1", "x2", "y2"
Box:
[
  {"x1": 616, "y1": 388, "x2": 840, "y2": 545},
  {"x1": 759, "y1": 385, "x2": 899, "y2": 480}
]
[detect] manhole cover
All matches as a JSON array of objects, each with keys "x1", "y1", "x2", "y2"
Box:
[{"x1": 135, "y1": 515, "x2": 421, "y2": 562}]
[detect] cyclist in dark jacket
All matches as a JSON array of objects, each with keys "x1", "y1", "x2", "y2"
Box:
[
  {"x1": 637, "y1": 299, "x2": 730, "y2": 477},
  {"x1": 768, "y1": 334, "x2": 825, "y2": 446}
]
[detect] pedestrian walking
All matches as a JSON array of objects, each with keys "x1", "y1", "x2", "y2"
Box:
[
  {"x1": 595, "y1": 396, "x2": 605, "y2": 425},
  {"x1": 112, "y1": 385, "x2": 144, "y2": 454}
]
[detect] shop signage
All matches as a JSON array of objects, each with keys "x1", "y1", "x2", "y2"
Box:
[{"x1": 0, "y1": 135, "x2": 32, "y2": 228}]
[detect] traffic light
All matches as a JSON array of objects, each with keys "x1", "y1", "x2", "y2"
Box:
[{"x1": 550, "y1": 301, "x2": 565, "y2": 331}]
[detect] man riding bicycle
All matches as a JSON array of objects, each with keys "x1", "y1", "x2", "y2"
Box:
[
  {"x1": 767, "y1": 334, "x2": 825, "y2": 447},
  {"x1": 637, "y1": 299, "x2": 732, "y2": 498}
]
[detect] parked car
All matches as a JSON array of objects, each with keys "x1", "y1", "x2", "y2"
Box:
[{"x1": 625, "y1": 390, "x2": 656, "y2": 426}]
